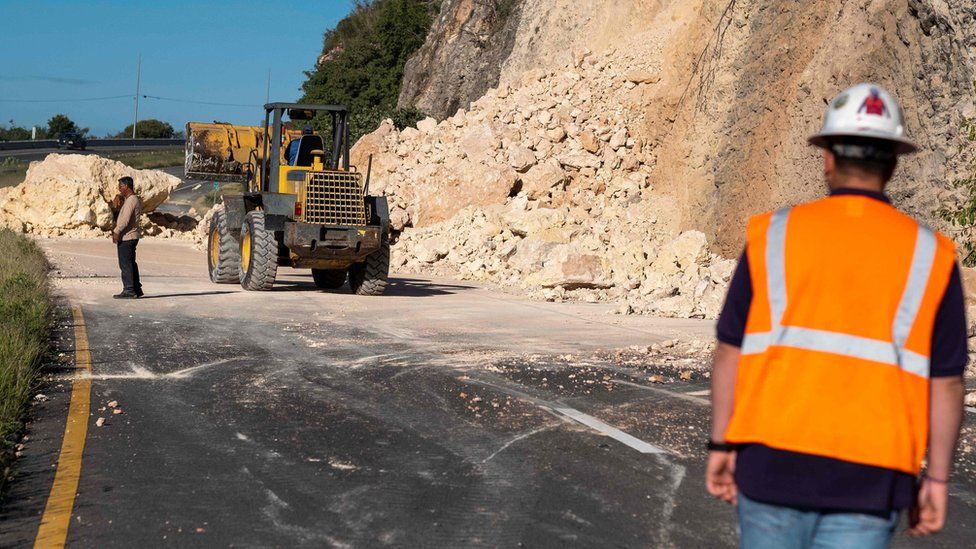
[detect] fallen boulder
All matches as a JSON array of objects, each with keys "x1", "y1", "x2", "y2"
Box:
[{"x1": 0, "y1": 154, "x2": 180, "y2": 236}]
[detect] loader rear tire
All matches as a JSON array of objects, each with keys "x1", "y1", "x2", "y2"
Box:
[
  {"x1": 312, "y1": 269, "x2": 346, "y2": 289},
  {"x1": 239, "y1": 211, "x2": 277, "y2": 291},
  {"x1": 348, "y1": 234, "x2": 389, "y2": 296},
  {"x1": 207, "y1": 210, "x2": 240, "y2": 284}
]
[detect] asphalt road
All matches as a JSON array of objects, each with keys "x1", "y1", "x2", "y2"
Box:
[
  {"x1": 0, "y1": 145, "x2": 181, "y2": 163},
  {"x1": 1, "y1": 239, "x2": 974, "y2": 547}
]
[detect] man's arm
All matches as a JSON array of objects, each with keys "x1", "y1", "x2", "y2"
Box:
[
  {"x1": 909, "y1": 263, "x2": 967, "y2": 536},
  {"x1": 909, "y1": 375, "x2": 965, "y2": 536},
  {"x1": 706, "y1": 249, "x2": 751, "y2": 505},
  {"x1": 711, "y1": 343, "x2": 741, "y2": 442},
  {"x1": 928, "y1": 376, "x2": 966, "y2": 483},
  {"x1": 706, "y1": 342, "x2": 741, "y2": 504}
]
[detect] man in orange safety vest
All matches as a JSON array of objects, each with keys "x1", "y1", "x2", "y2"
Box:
[{"x1": 706, "y1": 83, "x2": 967, "y2": 548}]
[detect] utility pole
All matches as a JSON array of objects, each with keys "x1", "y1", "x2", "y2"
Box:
[
  {"x1": 132, "y1": 54, "x2": 141, "y2": 139},
  {"x1": 265, "y1": 69, "x2": 271, "y2": 105}
]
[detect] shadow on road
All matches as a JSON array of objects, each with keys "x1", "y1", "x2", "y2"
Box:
[
  {"x1": 138, "y1": 291, "x2": 237, "y2": 300},
  {"x1": 385, "y1": 277, "x2": 476, "y2": 297},
  {"x1": 270, "y1": 276, "x2": 475, "y2": 297}
]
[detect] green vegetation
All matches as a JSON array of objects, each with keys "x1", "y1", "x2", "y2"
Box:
[
  {"x1": 300, "y1": 0, "x2": 436, "y2": 143},
  {"x1": 0, "y1": 157, "x2": 28, "y2": 189},
  {"x1": 46, "y1": 114, "x2": 85, "y2": 137},
  {"x1": 114, "y1": 119, "x2": 176, "y2": 139},
  {"x1": 936, "y1": 111, "x2": 976, "y2": 266},
  {"x1": 0, "y1": 114, "x2": 88, "y2": 141},
  {"x1": 102, "y1": 148, "x2": 184, "y2": 169},
  {"x1": 0, "y1": 230, "x2": 51, "y2": 482},
  {"x1": 0, "y1": 124, "x2": 31, "y2": 142}
]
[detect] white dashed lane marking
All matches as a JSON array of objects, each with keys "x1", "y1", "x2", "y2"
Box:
[{"x1": 552, "y1": 406, "x2": 667, "y2": 454}]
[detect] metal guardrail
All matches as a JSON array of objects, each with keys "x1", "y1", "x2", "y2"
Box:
[{"x1": 0, "y1": 138, "x2": 185, "y2": 151}]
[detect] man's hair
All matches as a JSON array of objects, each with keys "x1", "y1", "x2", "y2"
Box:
[
  {"x1": 828, "y1": 137, "x2": 897, "y2": 183},
  {"x1": 302, "y1": 125, "x2": 313, "y2": 135},
  {"x1": 118, "y1": 176, "x2": 134, "y2": 189}
]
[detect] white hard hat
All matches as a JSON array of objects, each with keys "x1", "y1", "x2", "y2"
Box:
[{"x1": 808, "y1": 83, "x2": 917, "y2": 155}]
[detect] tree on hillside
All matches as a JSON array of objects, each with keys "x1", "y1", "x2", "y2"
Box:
[
  {"x1": 47, "y1": 114, "x2": 81, "y2": 137},
  {"x1": 116, "y1": 119, "x2": 175, "y2": 139},
  {"x1": 300, "y1": 0, "x2": 435, "y2": 142},
  {"x1": 0, "y1": 122, "x2": 32, "y2": 141}
]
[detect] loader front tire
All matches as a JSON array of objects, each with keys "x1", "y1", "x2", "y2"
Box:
[
  {"x1": 207, "y1": 210, "x2": 240, "y2": 284},
  {"x1": 348, "y1": 234, "x2": 389, "y2": 296},
  {"x1": 239, "y1": 211, "x2": 277, "y2": 291},
  {"x1": 312, "y1": 269, "x2": 346, "y2": 289}
]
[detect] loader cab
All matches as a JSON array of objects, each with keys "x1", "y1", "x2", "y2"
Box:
[{"x1": 257, "y1": 103, "x2": 351, "y2": 194}]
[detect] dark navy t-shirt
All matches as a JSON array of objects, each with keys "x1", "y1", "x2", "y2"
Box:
[{"x1": 717, "y1": 188, "x2": 968, "y2": 513}]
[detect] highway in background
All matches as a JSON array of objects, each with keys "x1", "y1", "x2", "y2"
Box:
[{"x1": 0, "y1": 144, "x2": 184, "y2": 164}]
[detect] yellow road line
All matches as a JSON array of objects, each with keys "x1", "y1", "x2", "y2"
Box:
[{"x1": 34, "y1": 305, "x2": 93, "y2": 548}]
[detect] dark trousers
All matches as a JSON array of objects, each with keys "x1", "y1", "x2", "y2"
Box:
[{"x1": 117, "y1": 239, "x2": 142, "y2": 294}]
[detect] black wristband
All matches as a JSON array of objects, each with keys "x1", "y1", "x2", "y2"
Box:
[{"x1": 707, "y1": 441, "x2": 736, "y2": 452}]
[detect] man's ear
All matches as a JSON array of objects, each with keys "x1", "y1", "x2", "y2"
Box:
[
  {"x1": 822, "y1": 149, "x2": 837, "y2": 182},
  {"x1": 823, "y1": 149, "x2": 835, "y2": 173}
]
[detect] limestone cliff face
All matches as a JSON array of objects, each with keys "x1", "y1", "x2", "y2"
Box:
[
  {"x1": 396, "y1": 0, "x2": 976, "y2": 253},
  {"x1": 397, "y1": 0, "x2": 522, "y2": 119},
  {"x1": 360, "y1": 0, "x2": 976, "y2": 318}
]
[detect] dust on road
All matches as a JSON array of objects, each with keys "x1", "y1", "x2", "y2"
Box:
[{"x1": 1, "y1": 238, "x2": 973, "y2": 547}]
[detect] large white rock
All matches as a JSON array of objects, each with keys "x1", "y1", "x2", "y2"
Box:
[
  {"x1": 414, "y1": 236, "x2": 451, "y2": 263},
  {"x1": 520, "y1": 160, "x2": 566, "y2": 199},
  {"x1": 416, "y1": 117, "x2": 438, "y2": 133},
  {"x1": 507, "y1": 145, "x2": 537, "y2": 171},
  {"x1": 0, "y1": 154, "x2": 180, "y2": 235},
  {"x1": 460, "y1": 124, "x2": 498, "y2": 163},
  {"x1": 523, "y1": 245, "x2": 613, "y2": 289},
  {"x1": 558, "y1": 151, "x2": 602, "y2": 169}
]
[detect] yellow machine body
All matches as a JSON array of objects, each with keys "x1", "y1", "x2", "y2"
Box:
[{"x1": 185, "y1": 122, "x2": 303, "y2": 186}]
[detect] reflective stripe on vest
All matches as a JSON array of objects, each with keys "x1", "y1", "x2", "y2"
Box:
[{"x1": 741, "y1": 207, "x2": 936, "y2": 378}]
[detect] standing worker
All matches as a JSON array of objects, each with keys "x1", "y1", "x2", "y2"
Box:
[
  {"x1": 706, "y1": 83, "x2": 966, "y2": 547},
  {"x1": 111, "y1": 176, "x2": 144, "y2": 299}
]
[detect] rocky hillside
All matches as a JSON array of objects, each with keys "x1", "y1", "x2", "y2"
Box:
[
  {"x1": 398, "y1": 0, "x2": 522, "y2": 119},
  {"x1": 396, "y1": 0, "x2": 976, "y2": 251},
  {"x1": 354, "y1": 35, "x2": 735, "y2": 318},
  {"x1": 360, "y1": 0, "x2": 976, "y2": 318}
]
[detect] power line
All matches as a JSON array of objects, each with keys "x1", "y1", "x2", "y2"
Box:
[
  {"x1": 0, "y1": 94, "x2": 263, "y2": 108},
  {"x1": 0, "y1": 94, "x2": 132, "y2": 103},
  {"x1": 141, "y1": 95, "x2": 261, "y2": 108}
]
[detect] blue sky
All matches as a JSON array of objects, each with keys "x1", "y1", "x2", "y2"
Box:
[{"x1": 0, "y1": 1, "x2": 356, "y2": 136}]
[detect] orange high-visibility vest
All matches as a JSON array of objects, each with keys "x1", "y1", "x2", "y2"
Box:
[{"x1": 724, "y1": 194, "x2": 956, "y2": 474}]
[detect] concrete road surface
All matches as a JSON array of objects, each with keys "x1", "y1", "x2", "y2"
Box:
[{"x1": 1, "y1": 238, "x2": 973, "y2": 547}]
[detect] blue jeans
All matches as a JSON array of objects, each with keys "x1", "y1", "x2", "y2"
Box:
[{"x1": 737, "y1": 493, "x2": 898, "y2": 548}]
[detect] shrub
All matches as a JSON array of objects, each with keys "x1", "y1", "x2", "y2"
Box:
[
  {"x1": 300, "y1": 0, "x2": 435, "y2": 143},
  {"x1": 0, "y1": 230, "x2": 50, "y2": 485},
  {"x1": 115, "y1": 119, "x2": 176, "y2": 139}
]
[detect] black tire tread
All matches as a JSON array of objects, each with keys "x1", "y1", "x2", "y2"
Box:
[
  {"x1": 349, "y1": 236, "x2": 390, "y2": 296},
  {"x1": 208, "y1": 210, "x2": 240, "y2": 284},
  {"x1": 240, "y1": 211, "x2": 277, "y2": 291}
]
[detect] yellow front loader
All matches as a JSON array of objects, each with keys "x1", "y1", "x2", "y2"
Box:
[{"x1": 185, "y1": 103, "x2": 390, "y2": 294}]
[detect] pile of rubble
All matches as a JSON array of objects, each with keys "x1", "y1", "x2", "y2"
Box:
[
  {"x1": 353, "y1": 43, "x2": 734, "y2": 318},
  {"x1": 0, "y1": 154, "x2": 193, "y2": 240}
]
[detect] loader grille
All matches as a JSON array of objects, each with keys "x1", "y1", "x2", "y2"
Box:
[{"x1": 303, "y1": 171, "x2": 367, "y2": 226}]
